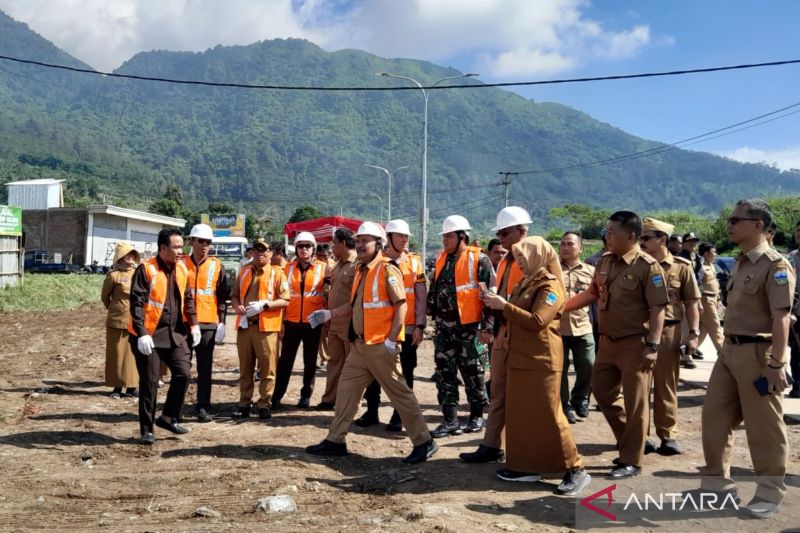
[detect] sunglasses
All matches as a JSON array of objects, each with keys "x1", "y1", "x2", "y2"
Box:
[
  {"x1": 727, "y1": 217, "x2": 760, "y2": 225},
  {"x1": 296, "y1": 243, "x2": 314, "y2": 249},
  {"x1": 195, "y1": 238, "x2": 212, "y2": 245},
  {"x1": 639, "y1": 235, "x2": 657, "y2": 242},
  {"x1": 252, "y1": 248, "x2": 271, "y2": 254},
  {"x1": 496, "y1": 228, "x2": 515, "y2": 238}
]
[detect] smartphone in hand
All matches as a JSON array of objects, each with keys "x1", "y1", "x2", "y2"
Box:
[{"x1": 753, "y1": 376, "x2": 770, "y2": 396}]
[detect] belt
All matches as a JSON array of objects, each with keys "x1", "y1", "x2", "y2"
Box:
[
  {"x1": 726, "y1": 335, "x2": 771, "y2": 345},
  {"x1": 664, "y1": 320, "x2": 680, "y2": 326}
]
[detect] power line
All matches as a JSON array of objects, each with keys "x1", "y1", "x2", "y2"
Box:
[
  {"x1": 506, "y1": 99, "x2": 800, "y2": 176},
  {"x1": 0, "y1": 53, "x2": 798, "y2": 91}
]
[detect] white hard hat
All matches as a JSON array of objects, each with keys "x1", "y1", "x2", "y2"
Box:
[
  {"x1": 385, "y1": 219, "x2": 411, "y2": 236},
  {"x1": 439, "y1": 215, "x2": 471, "y2": 235},
  {"x1": 492, "y1": 206, "x2": 532, "y2": 232},
  {"x1": 189, "y1": 224, "x2": 214, "y2": 241},
  {"x1": 294, "y1": 231, "x2": 317, "y2": 246},
  {"x1": 355, "y1": 221, "x2": 384, "y2": 240}
]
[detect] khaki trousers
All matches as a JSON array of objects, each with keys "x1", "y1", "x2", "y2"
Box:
[
  {"x1": 483, "y1": 325, "x2": 508, "y2": 449},
  {"x1": 319, "y1": 331, "x2": 330, "y2": 363},
  {"x1": 701, "y1": 341, "x2": 788, "y2": 504},
  {"x1": 592, "y1": 335, "x2": 651, "y2": 466},
  {"x1": 652, "y1": 324, "x2": 681, "y2": 440},
  {"x1": 699, "y1": 296, "x2": 724, "y2": 352},
  {"x1": 320, "y1": 329, "x2": 351, "y2": 404},
  {"x1": 237, "y1": 326, "x2": 279, "y2": 408},
  {"x1": 327, "y1": 339, "x2": 431, "y2": 446}
]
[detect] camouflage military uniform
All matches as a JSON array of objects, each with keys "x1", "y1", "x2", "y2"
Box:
[{"x1": 428, "y1": 252, "x2": 494, "y2": 410}]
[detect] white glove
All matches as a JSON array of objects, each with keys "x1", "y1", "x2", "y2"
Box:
[
  {"x1": 245, "y1": 300, "x2": 268, "y2": 318},
  {"x1": 137, "y1": 335, "x2": 154, "y2": 355},
  {"x1": 191, "y1": 325, "x2": 201, "y2": 347},
  {"x1": 214, "y1": 322, "x2": 226, "y2": 343},
  {"x1": 308, "y1": 309, "x2": 332, "y2": 329},
  {"x1": 384, "y1": 339, "x2": 397, "y2": 354}
]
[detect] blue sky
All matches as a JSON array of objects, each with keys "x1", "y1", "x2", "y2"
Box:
[{"x1": 1, "y1": 0, "x2": 798, "y2": 169}]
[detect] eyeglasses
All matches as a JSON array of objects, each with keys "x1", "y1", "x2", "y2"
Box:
[
  {"x1": 727, "y1": 217, "x2": 760, "y2": 225},
  {"x1": 296, "y1": 243, "x2": 314, "y2": 249},
  {"x1": 639, "y1": 235, "x2": 656, "y2": 242},
  {"x1": 252, "y1": 248, "x2": 271, "y2": 255},
  {"x1": 195, "y1": 238, "x2": 212, "y2": 245},
  {"x1": 496, "y1": 228, "x2": 514, "y2": 238}
]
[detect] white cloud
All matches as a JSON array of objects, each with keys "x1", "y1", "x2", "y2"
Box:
[
  {"x1": 720, "y1": 146, "x2": 800, "y2": 172},
  {"x1": 0, "y1": 0, "x2": 666, "y2": 77}
]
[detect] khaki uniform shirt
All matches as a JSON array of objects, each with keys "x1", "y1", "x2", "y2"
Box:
[
  {"x1": 701, "y1": 263, "x2": 720, "y2": 298},
  {"x1": 659, "y1": 254, "x2": 701, "y2": 323},
  {"x1": 559, "y1": 260, "x2": 595, "y2": 336},
  {"x1": 352, "y1": 255, "x2": 406, "y2": 336},
  {"x1": 327, "y1": 254, "x2": 357, "y2": 333},
  {"x1": 589, "y1": 246, "x2": 670, "y2": 339},
  {"x1": 724, "y1": 241, "x2": 795, "y2": 336}
]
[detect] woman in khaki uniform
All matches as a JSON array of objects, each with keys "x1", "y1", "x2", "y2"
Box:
[
  {"x1": 481, "y1": 236, "x2": 590, "y2": 496},
  {"x1": 101, "y1": 242, "x2": 141, "y2": 399}
]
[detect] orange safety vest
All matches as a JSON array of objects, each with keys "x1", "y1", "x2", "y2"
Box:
[
  {"x1": 184, "y1": 255, "x2": 222, "y2": 324},
  {"x1": 352, "y1": 254, "x2": 406, "y2": 345},
  {"x1": 434, "y1": 246, "x2": 483, "y2": 325},
  {"x1": 127, "y1": 257, "x2": 189, "y2": 336},
  {"x1": 236, "y1": 264, "x2": 284, "y2": 332},
  {"x1": 496, "y1": 255, "x2": 524, "y2": 298},
  {"x1": 285, "y1": 259, "x2": 327, "y2": 323},
  {"x1": 396, "y1": 253, "x2": 423, "y2": 326}
]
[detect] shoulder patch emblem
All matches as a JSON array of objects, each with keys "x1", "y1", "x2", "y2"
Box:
[
  {"x1": 388, "y1": 276, "x2": 400, "y2": 286},
  {"x1": 544, "y1": 292, "x2": 558, "y2": 306},
  {"x1": 652, "y1": 274, "x2": 664, "y2": 287},
  {"x1": 281, "y1": 281, "x2": 289, "y2": 291},
  {"x1": 774, "y1": 270, "x2": 789, "y2": 286}
]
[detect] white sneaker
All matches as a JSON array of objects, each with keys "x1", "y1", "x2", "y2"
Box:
[{"x1": 556, "y1": 468, "x2": 591, "y2": 496}]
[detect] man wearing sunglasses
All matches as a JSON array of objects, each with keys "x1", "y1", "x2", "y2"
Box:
[
  {"x1": 564, "y1": 211, "x2": 669, "y2": 479},
  {"x1": 183, "y1": 224, "x2": 228, "y2": 422},
  {"x1": 638, "y1": 218, "x2": 701, "y2": 457},
  {"x1": 272, "y1": 232, "x2": 331, "y2": 409},
  {"x1": 700, "y1": 199, "x2": 794, "y2": 519}
]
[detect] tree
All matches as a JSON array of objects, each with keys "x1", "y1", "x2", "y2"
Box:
[
  {"x1": 548, "y1": 204, "x2": 611, "y2": 239},
  {"x1": 288, "y1": 205, "x2": 323, "y2": 223},
  {"x1": 208, "y1": 201, "x2": 235, "y2": 214}
]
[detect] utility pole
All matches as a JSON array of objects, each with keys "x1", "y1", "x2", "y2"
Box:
[{"x1": 499, "y1": 172, "x2": 518, "y2": 207}]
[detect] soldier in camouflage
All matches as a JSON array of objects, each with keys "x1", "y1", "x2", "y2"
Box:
[{"x1": 428, "y1": 215, "x2": 496, "y2": 437}]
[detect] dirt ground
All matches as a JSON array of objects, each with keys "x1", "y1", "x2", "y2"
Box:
[{"x1": 1, "y1": 304, "x2": 799, "y2": 532}]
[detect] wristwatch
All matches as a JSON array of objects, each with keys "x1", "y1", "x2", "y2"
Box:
[
  {"x1": 643, "y1": 339, "x2": 660, "y2": 351},
  {"x1": 689, "y1": 329, "x2": 701, "y2": 337}
]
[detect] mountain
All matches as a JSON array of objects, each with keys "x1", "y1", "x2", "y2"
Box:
[{"x1": 0, "y1": 8, "x2": 797, "y2": 232}]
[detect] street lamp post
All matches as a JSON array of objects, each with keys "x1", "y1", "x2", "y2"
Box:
[
  {"x1": 376, "y1": 71, "x2": 478, "y2": 264},
  {"x1": 367, "y1": 192, "x2": 384, "y2": 224},
  {"x1": 365, "y1": 164, "x2": 409, "y2": 222}
]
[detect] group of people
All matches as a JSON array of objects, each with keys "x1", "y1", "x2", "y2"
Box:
[{"x1": 101, "y1": 197, "x2": 796, "y2": 518}]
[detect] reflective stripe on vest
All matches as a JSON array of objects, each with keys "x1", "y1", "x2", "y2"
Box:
[
  {"x1": 285, "y1": 260, "x2": 326, "y2": 323},
  {"x1": 434, "y1": 246, "x2": 483, "y2": 325},
  {"x1": 496, "y1": 256, "x2": 524, "y2": 298},
  {"x1": 351, "y1": 255, "x2": 405, "y2": 344},
  {"x1": 236, "y1": 265, "x2": 282, "y2": 332},
  {"x1": 128, "y1": 258, "x2": 188, "y2": 336},
  {"x1": 185, "y1": 257, "x2": 221, "y2": 324},
  {"x1": 399, "y1": 254, "x2": 421, "y2": 325}
]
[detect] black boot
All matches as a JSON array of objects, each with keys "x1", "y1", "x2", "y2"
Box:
[
  {"x1": 354, "y1": 408, "x2": 380, "y2": 427},
  {"x1": 431, "y1": 405, "x2": 463, "y2": 438},
  {"x1": 459, "y1": 444, "x2": 505, "y2": 463},
  {"x1": 386, "y1": 410, "x2": 403, "y2": 432},
  {"x1": 463, "y1": 403, "x2": 485, "y2": 433}
]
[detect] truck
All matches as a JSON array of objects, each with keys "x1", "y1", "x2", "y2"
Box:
[{"x1": 209, "y1": 236, "x2": 249, "y2": 291}]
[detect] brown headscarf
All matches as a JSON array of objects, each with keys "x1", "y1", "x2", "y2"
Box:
[{"x1": 511, "y1": 236, "x2": 563, "y2": 280}]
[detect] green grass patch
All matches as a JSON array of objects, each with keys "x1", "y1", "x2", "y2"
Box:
[{"x1": 0, "y1": 273, "x2": 104, "y2": 312}]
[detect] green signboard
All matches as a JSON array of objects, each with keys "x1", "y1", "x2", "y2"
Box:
[{"x1": 0, "y1": 205, "x2": 22, "y2": 236}]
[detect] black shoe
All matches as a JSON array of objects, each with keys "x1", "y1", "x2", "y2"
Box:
[
  {"x1": 658, "y1": 438, "x2": 681, "y2": 456},
  {"x1": 496, "y1": 468, "x2": 542, "y2": 483},
  {"x1": 386, "y1": 411, "x2": 403, "y2": 432},
  {"x1": 271, "y1": 400, "x2": 282, "y2": 411},
  {"x1": 557, "y1": 468, "x2": 591, "y2": 496},
  {"x1": 644, "y1": 439, "x2": 657, "y2": 455},
  {"x1": 431, "y1": 420, "x2": 463, "y2": 438},
  {"x1": 573, "y1": 400, "x2": 590, "y2": 418},
  {"x1": 155, "y1": 417, "x2": 190, "y2": 435},
  {"x1": 297, "y1": 397, "x2": 310, "y2": 409},
  {"x1": 610, "y1": 463, "x2": 641, "y2": 479},
  {"x1": 565, "y1": 408, "x2": 577, "y2": 424},
  {"x1": 680, "y1": 358, "x2": 697, "y2": 369},
  {"x1": 125, "y1": 388, "x2": 139, "y2": 398},
  {"x1": 306, "y1": 439, "x2": 348, "y2": 456},
  {"x1": 140, "y1": 432, "x2": 155, "y2": 445},
  {"x1": 353, "y1": 411, "x2": 380, "y2": 427},
  {"x1": 232, "y1": 407, "x2": 251, "y2": 419},
  {"x1": 196, "y1": 408, "x2": 214, "y2": 423},
  {"x1": 315, "y1": 401, "x2": 336, "y2": 411},
  {"x1": 459, "y1": 444, "x2": 505, "y2": 463},
  {"x1": 402, "y1": 439, "x2": 439, "y2": 464},
  {"x1": 258, "y1": 408, "x2": 272, "y2": 420},
  {"x1": 691, "y1": 350, "x2": 704, "y2": 360},
  {"x1": 463, "y1": 416, "x2": 485, "y2": 433},
  {"x1": 789, "y1": 384, "x2": 800, "y2": 398},
  {"x1": 109, "y1": 389, "x2": 121, "y2": 399}
]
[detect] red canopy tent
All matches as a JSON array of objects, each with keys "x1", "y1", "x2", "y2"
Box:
[{"x1": 284, "y1": 216, "x2": 363, "y2": 244}]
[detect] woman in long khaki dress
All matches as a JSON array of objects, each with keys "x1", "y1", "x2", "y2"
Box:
[
  {"x1": 101, "y1": 242, "x2": 141, "y2": 399},
  {"x1": 481, "y1": 236, "x2": 590, "y2": 496}
]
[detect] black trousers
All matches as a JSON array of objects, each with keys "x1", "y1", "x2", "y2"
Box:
[
  {"x1": 272, "y1": 321, "x2": 322, "y2": 403},
  {"x1": 130, "y1": 336, "x2": 191, "y2": 436},
  {"x1": 364, "y1": 341, "x2": 418, "y2": 411},
  {"x1": 189, "y1": 329, "x2": 216, "y2": 410}
]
